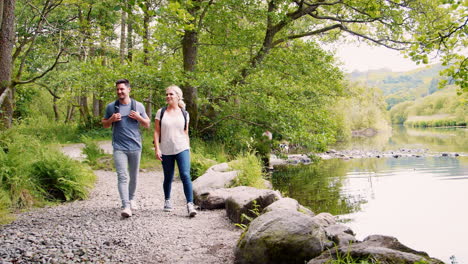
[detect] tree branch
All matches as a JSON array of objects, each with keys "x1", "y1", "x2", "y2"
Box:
[
  {"x1": 37, "y1": 83, "x2": 61, "y2": 99},
  {"x1": 13, "y1": 49, "x2": 68, "y2": 86},
  {"x1": 272, "y1": 24, "x2": 343, "y2": 46}
]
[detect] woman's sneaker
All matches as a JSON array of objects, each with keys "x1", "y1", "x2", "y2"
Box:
[
  {"x1": 121, "y1": 207, "x2": 132, "y2": 218},
  {"x1": 187, "y1": 202, "x2": 197, "y2": 217},
  {"x1": 130, "y1": 200, "x2": 138, "y2": 210},
  {"x1": 164, "y1": 200, "x2": 172, "y2": 212}
]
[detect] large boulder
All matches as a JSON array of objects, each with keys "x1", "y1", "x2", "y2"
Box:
[
  {"x1": 235, "y1": 210, "x2": 331, "y2": 264},
  {"x1": 225, "y1": 186, "x2": 281, "y2": 224},
  {"x1": 195, "y1": 188, "x2": 237, "y2": 210},
  {"x1": 324, "y1": 224, "x2": 356, "y2": 247},
  {"x1": 308, "y1": 235, "x2": 444, "y2": 264},
  {"x1": 263, "y1": 197, "x2": 315, "y2": 217},
  {"x1": 193, "y1": 163, "x2": 239, "y2": 203}
]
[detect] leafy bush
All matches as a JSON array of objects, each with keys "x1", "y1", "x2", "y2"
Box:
[
  {"x1": 0, "y1": 130, "x2": 96, "y2": 223},
  {"x1": 30, "y1": 150, "x2": 96, "y2": 201},
  {"x1": 190, "y1": 151, "x2": 217, "y2": 180},
  {"x1": 228, "y1": 152, "x2": 265, "y2": 188}
]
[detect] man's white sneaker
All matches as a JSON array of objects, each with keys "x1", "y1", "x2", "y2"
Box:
[
  {"x1": 187, "y1": 202, "x2": 197, "y2": 217},
  {"x1": 121, "y1": 207, "x2": 132, "y2": 218},
  {"x1": 164, "y1": 200, "x2": 173, "y2": 212},
  {"x1": 130, "y1": 200, "x2": 138, "y2": 210}
]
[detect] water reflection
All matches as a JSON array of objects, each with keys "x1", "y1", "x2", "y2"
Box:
[
  {"x1": 335, "y1": 126, "x2": 468, "y2": 153},
  {"x1": 272, "y1": 159, "x2": 368, "y2": 216},
  {"x1": 271, "y1": 125, "x2": 468, "y2": 263}
]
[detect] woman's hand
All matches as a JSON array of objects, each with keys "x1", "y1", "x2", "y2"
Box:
[{"x1": 155, "y1": 148, "x2": 163, "y2": 161}]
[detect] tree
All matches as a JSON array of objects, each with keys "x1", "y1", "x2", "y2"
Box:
[
  {"x1": 156, "y1": 0, "x2": 463, "y2": 148},
  {"x1": 0, "y1": 0, "x2": 16, "y2": 128}
]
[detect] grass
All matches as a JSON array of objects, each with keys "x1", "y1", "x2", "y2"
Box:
[
  {"x1": 228, "y1": 152, "x2": 266, "y2": 189},
  {"x1": 0, "y1": 128, "x2": 96, "y2": 224}
]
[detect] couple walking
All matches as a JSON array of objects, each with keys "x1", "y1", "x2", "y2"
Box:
[{"x1": 102, "y1": 79, "x2": 197, "y2": 218}]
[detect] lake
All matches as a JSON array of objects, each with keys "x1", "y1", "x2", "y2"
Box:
[{"x1": 272, "y1": 126, "x2": 468, "y2": 264}]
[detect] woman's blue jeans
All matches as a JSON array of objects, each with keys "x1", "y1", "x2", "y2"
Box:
[
  {"x1": 162, "y1": 149, "x2": 193, "y2": 203},
  {"x1": 113, "y1": 149, "x2": 141, "y2": 208}
]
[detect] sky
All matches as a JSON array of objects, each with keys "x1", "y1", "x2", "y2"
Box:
[{"x1": 327, "y1": 42, "x2": 423, "y2": 73}]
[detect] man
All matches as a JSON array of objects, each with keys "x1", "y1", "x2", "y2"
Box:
[{"x1": 102, "y1": 79, "x2": 150, "y2": 217}]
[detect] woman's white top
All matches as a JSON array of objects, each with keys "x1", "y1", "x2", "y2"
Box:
[{"x1": 155, "y1": 108, "x2": 190, "y2": 155}]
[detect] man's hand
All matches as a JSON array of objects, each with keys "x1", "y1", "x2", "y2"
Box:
[
  {"x1": 112, "y1": 113, "x2": 122, "y2": 122},
  {"x1": 128, "y1": 110, "x2": 141, "y2": 121}
]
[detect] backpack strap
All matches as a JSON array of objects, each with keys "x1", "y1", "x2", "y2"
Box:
[
  {"x1": 114, "y1": 99, "x2": 120, "y2": 113},
  {"x1": 130, "y1": 98, "x2": 136, "y2": 112},
  {"x1": 114, "y1": 98, "x2": 136, "y2": 113},
  {"x1": 181, "y1": 109, "x2": 188, "y2": 131}
]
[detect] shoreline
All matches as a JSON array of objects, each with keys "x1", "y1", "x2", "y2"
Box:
[{"x1": 270, "y1": 148, "x2": 467, "y2": 166}]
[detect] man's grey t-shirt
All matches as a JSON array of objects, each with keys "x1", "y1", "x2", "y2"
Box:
[{"x1": 104, "y1": 100, "x2": 148, "y2": 151}]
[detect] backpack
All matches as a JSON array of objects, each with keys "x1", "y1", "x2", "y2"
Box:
[
  {"x1": 158, "y1": 106, "x2": 188, "y2": 143},
  {"x1": 114, "y1": 98, "x2": 136, "y2": 113}
]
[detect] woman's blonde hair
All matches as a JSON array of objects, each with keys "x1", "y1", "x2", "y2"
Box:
[{"x1": 166, "y1": 84, "x2": 186, "y2": 109}]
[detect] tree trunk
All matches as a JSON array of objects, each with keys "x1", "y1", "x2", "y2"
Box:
[
  {"x1": 79, "y1": 95, "x2": 91, "y2": 126},
  {"x1": 53, "y1": 97, "x2": 59, "y2": 121},
  {"x1": 143, "y1": 3, "x2": 150, "y2": 66},
  {"x1": 143, "y1": 3, "x2": 152, "y2": 117},
  {"x1": 93, "y1": 93, "x2": 100, "y2": 117},
  {"x1": 120, "y1": 1, "x2": 127, "y2": 64},
  {"x1": 0, "y1": 0, "x2": 16, "y2": 129},
  {"x1": 181, "y1": 29, "x2": 199, "y2": 131},
  {"x1": 127, "y1": 2, "x2": 133, "y2": 62}
]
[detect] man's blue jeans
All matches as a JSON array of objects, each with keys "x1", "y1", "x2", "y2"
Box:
[
  {"x1": 162, "y1": 149, "x2": 193, "y2": 203},
  {"x1": 113, "y1": 149, "x2": 141, "y2": 208}
]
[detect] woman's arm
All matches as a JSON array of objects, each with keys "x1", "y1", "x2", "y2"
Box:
[{"x1": 154, "y1": 120, "x2": 163, "y2": 161}]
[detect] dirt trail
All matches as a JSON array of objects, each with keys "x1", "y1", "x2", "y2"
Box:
[{"x1": 0, "y1": 143, "x2": 241, "y2": 264}]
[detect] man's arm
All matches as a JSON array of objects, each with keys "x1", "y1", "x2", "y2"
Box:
[
  {"x1": 102, "y1": 113, "x2": 121, "y2": 128},
  {"x1": 129, "y1": 111, "x2": 150, "y2": 128}
]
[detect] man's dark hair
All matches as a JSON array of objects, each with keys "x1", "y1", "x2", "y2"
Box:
[{"x1": 115, "y1": 79, "x2": 130, "y2": 88}]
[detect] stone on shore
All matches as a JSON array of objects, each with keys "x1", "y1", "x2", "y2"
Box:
[
  {"x1": 262, "y1": 197, "x2": 315, "y2": 217},
  {"x1": 308, "y1": 235, "x2": 444, "y2": 264},
  {"x1": 235, "y1": 210, "x2": 330, "y2": 264},
  {"x1": 193, "y1": 163, "x2": 239, "y2": 204},
  {"x1": 225, "y1": 187, "x2": 281, "y2": 224}
]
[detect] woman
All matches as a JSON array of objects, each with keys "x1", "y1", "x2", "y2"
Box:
[{"x1": 154, "y1": 85, "x2": 197, "y2": 217}]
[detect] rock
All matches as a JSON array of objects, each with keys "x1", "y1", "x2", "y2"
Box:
[
  {"x1": 225, "y1": 187, "x2": 281, "y2": 224},
  {"x1": 193, "y1": 163, "x2": 239, "y2": 196},
  {"x1": 196, "y1": 188, "x2": 239, "y2": 210},
  {"x1": 324, "y1": 224, "x2": 356, "y2": 247},
  {"x1": 262, "y1": 197, "x2": 315, "y2": 217},
  {"x1": 235, "y1": 210, "x2": 330, "y2": 264},
  {"x1": 308, "y1": 235, "x2": 444, "y2": 264},
  {"x1": 313, "y1": 213, "x2": 336, "y2": 228}
]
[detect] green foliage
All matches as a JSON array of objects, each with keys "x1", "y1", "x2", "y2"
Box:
[
  {"x1": 235, "y1": 200, "x2": 261, "y2": 231},
  {"x1": 228, "y1": 152, "x2": 265, "y2": 189},
  {"x1": 349, "y1": 64, "x2": 446, "y2": 109},
  {"x1": 81, "y1": 136, "x2": 107, "y2": 168},
  {"x1": 389, "y1": 86, "x2": 467, "y2": 126},
  {"x1": 325, "y1": 247, "x2": 378, "y2": 264},
  {"x1": 334, "y1": 82, "x2": 390, "y2": 140},
  {"x1": 30, "y1": 150, "x2": 96, "y2": 201},
  {"x1": 190, "y1": 152, "x2": 217, "y2": 181},
  {"x1": 0, "y1": 129, "x2": 96, "y2": 224}
]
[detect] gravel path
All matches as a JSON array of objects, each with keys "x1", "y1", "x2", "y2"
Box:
[{"x1": 1, "y1": 159, "x2": 241, "y2": 263}]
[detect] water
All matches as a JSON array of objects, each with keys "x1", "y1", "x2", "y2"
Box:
[{"x1": 272, "y1": 126, "x2": 468, "y2": 263}]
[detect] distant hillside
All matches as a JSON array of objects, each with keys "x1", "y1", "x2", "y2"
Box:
[{"x1": 348, "y1": 64, "x2": 446, "y2": 109}]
